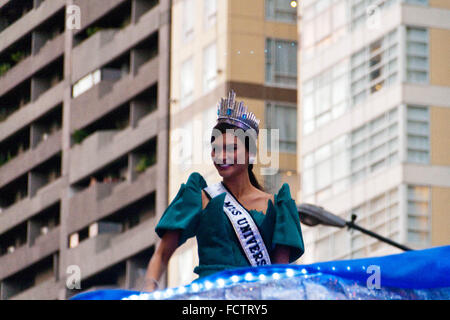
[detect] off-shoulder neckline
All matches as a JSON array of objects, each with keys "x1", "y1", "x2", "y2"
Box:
[
  {"x1": 191, "y1": 172, "x2": 292, "y2": 216},
  {"x1": 219, "y1": 180, "x2": 274, "y2": 216}
]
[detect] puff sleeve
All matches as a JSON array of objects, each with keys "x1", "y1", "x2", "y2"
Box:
[
  {"x1": 271, "y1": 183, "x2": 305, "y2": 263},
  {"x1": 155, "y1": 172, "x2": 207, "y2": 246}
]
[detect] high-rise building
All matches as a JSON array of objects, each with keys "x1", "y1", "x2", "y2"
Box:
[
  {"x1": 0, "y1": 0, "x2": 170, "y2": 299},
  {"x1": 298, "y1": 0, "x2": 450, "y2": 263},
  {"x1": 166, "y1": 0, "x2": 300, "y2": 287}
]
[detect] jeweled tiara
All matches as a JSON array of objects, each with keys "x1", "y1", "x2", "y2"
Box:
[{"x1": 216, "y1": 90, "x2": 260, "y2": 135}]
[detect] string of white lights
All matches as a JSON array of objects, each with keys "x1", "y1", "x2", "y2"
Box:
[{"x1": 121, "y1": 264, "x2": 370, "y2": 300}]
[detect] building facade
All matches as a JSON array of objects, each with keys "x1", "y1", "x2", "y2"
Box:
[
  {"x1": 0, "y1": 0, "x2": 170, "y2": 299},
  {"x1": 166, "y1": 0, "x2": 300, "y2": 287},
  {"x1": 298, "y1": 0, "x2": 450, "y2": 263},
  {"x1": 3, "y1": 0, "x2": 447, "y2": 299}
]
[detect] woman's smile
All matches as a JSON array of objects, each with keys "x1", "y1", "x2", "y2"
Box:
[{"x1": 217, "y1": 163, "x2": 234, "y2": 170}]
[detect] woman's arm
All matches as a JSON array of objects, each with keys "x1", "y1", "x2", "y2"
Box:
[
  {"x1": 143, "y1": 229, "x2": 180, "y2": 291},
  {"x1": 144, "y1": 191, "x2": 207, "y2": 291},
  {"x1": 273, "y1": 244, "x2": 291, "y2": 264}
]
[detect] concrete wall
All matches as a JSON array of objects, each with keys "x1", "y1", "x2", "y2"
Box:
[
  {"x1": 430, "y1": 28, "x2": 450, "y2": 87},
  {"x1": 431, "y1": 186, "x2": 450, "y2": 246},
  {"x1": 0, "y1": 0, "x2": 171, "y2": 299},
  {"x1": 0, "y1": 0, "x2": 65, "y2": 52},
  {"x1": 430, "y1": 106, "x2": 450, "y2": 166},
  {"x1": 0, "y1": 130, "x2": 61, "y2": 189}
]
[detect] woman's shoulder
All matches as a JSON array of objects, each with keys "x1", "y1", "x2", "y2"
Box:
[
  {"x1": 255, "y1": 189, "x2": 275, "y2": 205},
  {"x1": 274, "y1": 182, "x2": 293, "y2": 202},
  {"x1": 258, "y1": 182, "x2": 293, "y2": 204},
  {"x1": 250, "y1": 183, "x2": 293, "y2": 211},
  {"x1": 186, "y1": 171, "x2": 206, "y2": 183},
  {"x1": 184, "y1": 172, "x2": 211, "y2": 210},
  {"x1": 262, "y1": 183, "x2": 295, "y2": 215},
  {"x1": 184, "y1": 172, "x2": 208, "y2": 189}
]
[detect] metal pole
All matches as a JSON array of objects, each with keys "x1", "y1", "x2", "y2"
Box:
[{"x1": 346, "y1": 215, "x2": 412, "y2": 251}]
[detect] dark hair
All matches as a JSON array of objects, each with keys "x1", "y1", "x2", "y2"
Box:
[{"x1": 211, "y1": 122, "x2": 265, "y2": 191}]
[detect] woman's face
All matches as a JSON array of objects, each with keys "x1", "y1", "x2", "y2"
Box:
[{"x1": 211, "y1": 132, "x2": 249, "y2": 178}]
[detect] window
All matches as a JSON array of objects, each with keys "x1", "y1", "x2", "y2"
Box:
[
  {"x1": 350, "y1": 107, "x2": 399, "y2": 181},
  {"x1": 182, "y1": 0, "x2": 194, "y2": 43},
  {"x1": 178, "y1": 249, "x2": 195, "y2": 285},
  {"x1": 350, "y1": 28, "x2": 398, "y2": 106},
  {"x1": 315, "y1": 146, "x2": 332, "y2": 193},
  {"x1": 266, "y1": 103, "x2": 297, "y2": 153},
  {"x1": 332, "y1": 0, "x2": 347, "y2": 30},
  {"x1": 89, "y1": 223, "x2": 98, "y2": 238},
  {"x1": 302, "y1": 141, "x2": 334, "y2": 199},
  {"x1": 302, "y1": 159, "x2": 315, "y2": 196},
  {"x1": 403, "y1": 0, "x2": 428, "y2": 5},
  {"x1": 72, "y1": 69, "x2": 101, "y2": 98},
  {"x1": 406, "y1": 185, "x2": 430, "y2": 246},
  {"x1": 406, "y1": 105, "x2": 429, "y2": 164},
  {"x1": 202, "y1": 105, "x2": 217, "y2": 155},
  {"x1": 302, "y1": 80, "x2": 315, "y2": 135},
  {"x1": 331, "y1": 135, "x2": 351, "y2": 195},
  {"x1": 350, "y1": 0, "x2": 368, "y2": 30},
  {"x1": 302, "y1": 59, "x2": 350, "y2": 135},
  {"x1": 203, "y1": 42, "x2": 217, "y2": 93},
  {"x1": 302, "y1": 29, "x2": 400, "y2": 136},
  {"x1": 180, "y1": 57, "x2": 194, "y2": 108},
  {"x1": 204, "y1": 0, "x2": 217, "y2": 29},
  {"x1": 265, "y1": 38, "x2": 297, "y2": 87},
  {"x1": 302, "y1": 107, "x2": 399, "y2": 199},
  {"x1": 300, "y1": 0, "x2": 348, "y2": 61},
  {"x1": 406, "y1": 27, "x2": 428, "y2": 84},
  {"x1": 179, "y1": 121, "x2": 193, "y2": 171},
  {"x1": 265, "y1": 0, "x2": 297, "y2": 23},
  {"x1": 69, "y1": 233, "x2": 79, "y2": 248},
  {"x1": 349, "y1": 187, "x2": 399, "y2": 256},
  {"x1": 315, "y1": 4, "x2": 331, "y2": 42},
  {"x1": 350, "y1": 0, "x2": 398, "y2": 31}
]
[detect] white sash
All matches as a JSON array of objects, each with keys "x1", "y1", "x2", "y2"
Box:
[{"x1": 203, "y1": 182, "x2": 272, "y2": 266}]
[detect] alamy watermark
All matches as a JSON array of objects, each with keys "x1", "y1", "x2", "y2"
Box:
[
  {"x1": 66, "y1": 265, "x2": 81, "y2": 290},
  {"x1": 366, "y1": 265, "x2": 381, "y2": 289},
  {"x1": 66, "y1": 5, "x2": 81, "y2": 30},
  {"x1": 171, "y1": 126, "x2": 281, "y2": 176}
]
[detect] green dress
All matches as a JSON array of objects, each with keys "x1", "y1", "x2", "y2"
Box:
[{"x1": 155, "y1": 172, "x2": 305, "y2": 279}]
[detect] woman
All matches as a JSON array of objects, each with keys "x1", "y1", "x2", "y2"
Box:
[{"x1": 143, "y1": 90, "x2": 304, "y2": 291}]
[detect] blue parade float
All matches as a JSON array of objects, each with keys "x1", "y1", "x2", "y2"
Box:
[{"x1": 71, "y1": 245, "x2": 450, "y2": 300}]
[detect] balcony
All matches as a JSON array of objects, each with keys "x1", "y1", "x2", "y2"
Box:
[
  {"x1": 72, "y1": 0, "x2": 129, "y2": 36},
  {"x1": 9, "y1": 277, "x2": 59, "y2": 300},
  {"x1": 0, "y1": 226, "x2": 59, "y2": 280},
  {"x1": 0, "y1": 0, "x2": 33, "y2": 34},
  {"x1": 0, "y1": 0, "x2": 15, "y2": 10},
  {"x1": 69, "y1": 129, "x2": 119, "y2": 179},
  {"x1": 65, "y1": 219, "x2": 157, "y2": 281},
  {"x1": 0, "y1": 250, "x2": 58, "y2": 300},
  {"x1": 0, "y1": 177, "x2": 63, "y2": 235},
  {"x1": 0, "y1": 129, "x2": 61, "y2": 189},
  {"x1": 69, "y1": 108, "x2": 160, "y2": 184},
  {"x1": 71, "y1": 4, "x2": 159, "y2": 83},
  {"x1": 0, "y1": 32, "x2": 64, "y2": 98},
  {"x1": 68, "y1": 180, "x2": 123, "y2": 226},
  {"x1": 0, "y1": 81, "x2": 64, "y2": 143},
  {"x1": 68, "y1": 165, "x2": 158, "y2": 234},
  {"x1": 0, "y1": 0, "x2": 65, "y2": 52},
  {"x1": 70, "y1": 57, "x2": 159, "y2": 131}
]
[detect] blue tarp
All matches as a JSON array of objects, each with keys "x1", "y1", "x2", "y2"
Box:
[{"x1": 71, "y1": 245, "x2": 450, "y2": 300}]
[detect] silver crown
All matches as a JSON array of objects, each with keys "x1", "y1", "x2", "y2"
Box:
[{"x1": 216, "y1": 90, "x2": 260, "y2": 135}]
